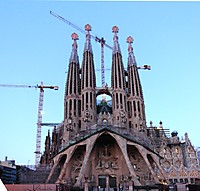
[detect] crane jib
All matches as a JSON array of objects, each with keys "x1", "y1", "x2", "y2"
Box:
[{"x1": 50, "y1": 10, "x2": 113, "y2": 87}]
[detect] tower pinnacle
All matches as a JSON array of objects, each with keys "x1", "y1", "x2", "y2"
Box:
[
  {"x1": 64, "y1": 33, "x2": 81, "y2": 142},
  {"x1": 112, "y1": 26, "x2": 119, "y2": 34},
  {"x1": 71, "y1": 33, "x2": 79, "y2": 45},
  {"x1": 111, "y1": 26, "x2": 127, "y2": 127},
  {"x1": 69, "y1": 33, "x2": 79, "y2": 63},
  {"x1": 112, "y1": 26, "x2": 121, "y2": 54},
  {"x1": 84, "y1": 24, "x2": 93, "y2": 53},
  {"x1": 126, "y1": 36, "x2": 136, "y2": 66},
  {"x1": 126, "y1": 36, "x2": 134, "y2": 53},
  {"x1": 85, "y1": 24, "x2": 92, "y2": 31},
  {"x1": 81, "y1": 24, "x2": 96, "y2": 130},
  {"x1": 126, "y1": 36, "x2": 133, "y2": 43},
  {"x1": 126, "y1": 36, "x2": 146, "y2": 132}
]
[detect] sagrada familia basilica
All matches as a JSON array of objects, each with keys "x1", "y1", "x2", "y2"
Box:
[{"x1": 40, "y1": 24, "x2": 200, "y2": 190}]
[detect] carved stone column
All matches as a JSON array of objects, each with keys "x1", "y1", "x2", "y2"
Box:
[
  {"x1": 106, "y1": 175, "x2": 109, "y2": 191},
  {"x1": 84, "y1": 177, "x2": 89, "y2": 191},
  {"x1": 114, "y1": 136, "x2": 141, "y2": 186},
  {"x1": 75, "y1": 134, "x2": 98, "y2": 187},
  {"x1": 128, "y1": 176, "x2": 133, "y2": 191}
]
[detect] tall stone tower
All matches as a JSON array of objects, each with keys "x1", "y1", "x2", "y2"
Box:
[
  {"x1": 63, "y1": 33, "x2": 81, "y2": 143},
  {"x1": 40, "y1": 24, "x2": 200, "y2": 190},
  {"x1": 111, "y1": 26, "x2": 128, "y2": 128},
  {"x1": 80, "y1": 24, "x2": 96, "y2": 130},
  {"x1": 126, "y1": 36, "x2": 146, "y2": 133}
]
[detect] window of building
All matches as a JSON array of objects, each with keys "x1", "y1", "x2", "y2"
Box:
[
  {"x1": 133, "y1": 101, "x2": 136, "y2": 112},
  {"x1": 90, "y1": 92, "x2": 92, "y2": 108},
  {"x1": 129, "y1": 121, "x2": 131, "y2": 129},
  {"x1": 74, "y1": 100, "x2": 76, "y2": 116},
  {"x1": 69, "y1": 99, "x2": 72, "y2": 110},
  {"x1": 78, "y1": 100, "x2": 81, "y2": 117},
  {"x1": 82, "y1": 94, "x2": 84, "y2": 110},
  {"x1": 98, "y1": 175, "x2": 106, "y2": 188},
  {"x1": 79, "y1": 120, "x2": 81, "y2": 130},
  {"x1": 120, "y1": 93, "x2": 122, "y2": 105},
  {"x1": 86, "y1": 92, "x2": 88, "y2": 105},
  {"x1": 184, "y1": 178, "x2": 188, "y2": 183}
]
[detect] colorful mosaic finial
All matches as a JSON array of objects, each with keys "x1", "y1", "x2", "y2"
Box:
[
  {"x1": 84, "y1": 24, "x2": 93, "y2": 53},
  {"x1": 71, "y1": 33, "x2": 79, "y2": 49},
  {"x1": 112, "y1": 26, "x2": 121, "y2": 54},
  {"x1": 85, "y1": 24, "x2": 92, "y2": 31},
  {"x1": 126, "y1": 36, "x2": 134, "y2": 53},
  {"x1": 126, "y1": 36, "x2": 134, "y2": 44},
  {"x1": 71, "y1": 33, "x2": 79, "y2": 41},
  {"x1": 112, "y1": 26, "x2": 119, "y2": 33}
]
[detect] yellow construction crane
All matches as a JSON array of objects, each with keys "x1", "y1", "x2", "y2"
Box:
[{"x1": 0, "y1": 82, "x2": 59, "y2": 166}]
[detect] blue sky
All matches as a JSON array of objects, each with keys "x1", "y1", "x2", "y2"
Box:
[{"x1": 1, "y1": 1, "x2": 200, "y2": 165}]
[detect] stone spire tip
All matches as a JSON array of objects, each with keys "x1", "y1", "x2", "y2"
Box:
[
  {"x1": 85, "y1": 24, "x2": 92, "y2": 32},
  {"x1": 112, "y1": 26, "x2": 121, "y2": 54},
  {"x1": 84, "y1": 24, "x2": 93, "y2": 53},
  {"x1": 112, "y1": 26, "x2": 119, "y2": 33},
  {"x1": 69, "y1": 33, "x2": 79, "y2": 63},
  {"x1": 126, "y1": 36, "x2": 134, "y2": 53},
  {"x1": 127, "y1": 36, "x2": 137, "y2": 66},
  {"x1": 71, "y1": 33, "x2": 79, "y2": 49},
  {"x1": 71, "y1": 33, "x2": 79, "y2": 41},
  {"x1": 126, "y1": 36, "x2": 134, "y2": 44}
]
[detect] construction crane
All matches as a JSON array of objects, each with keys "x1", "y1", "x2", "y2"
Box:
[
  {"x1": 50, "y1": 11, "x2": 113, "y2": 87},
  {"x1": 41, "y1": 123, "x2": 61, "y2": 127},
  {"x1": 96, "y1": 65, "x2": 151, "y2": 72},
  {"x1": 0, "y1": 82, "x2": 59, "y2": 166}
]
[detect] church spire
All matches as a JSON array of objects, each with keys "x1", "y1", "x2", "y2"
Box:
[
  {"x1": 127, "y1": 36, "x2": 137, "y2": 66},
  {"x1": 81, "y1": 24, "x2": 96, "y2": 130},
  {"x1": 65, "y1": 32, "x2": 80, "y2": 98},
  {"x1": 126, "y1": 36, "x2": 146, "y2": 132},
  {"x1": 111, "y1": 26, "x2": 127, "y2": 127},
  {"x1": 69, "y1": 33, "x2": 79, "y2": 64},
  {"x1": 112, "y1": 26, "x2": 121, "y2": 55},
  {"x1": 63, "y1": 33, "x2": 81, "y2": 144},
  {"x1": 84, "y1": 24, "x2": 93, "y2": 53}
]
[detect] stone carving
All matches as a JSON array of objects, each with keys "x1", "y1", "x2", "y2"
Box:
[
  {"x1": 152, "y1": 162, "x2": 160, "y2": 175},
  {"x1": 72, "y1": 155, "x2": 84, "y2": 172},
  {"x1": 83, "y1": 109, "x2": 90, "y2": 122},
  {"x1": 170, "y1": 136, "x2": 179, "y2": 144},
  {"x1": 161, "y1": 159, "x2": 171, "y2": 170},
  {"x1": 96, "y1": 144, "x2": 119, "y2": 170},
  {"x1": 120, "y1": 109, "x2": 127, "y2": 125},
  {"x1": 97, "y1": 112, "x2": 112, "y2": 126},
  {"x1": 174, "y1": 160, "x2": 181, "y2": 169},
  {"x1": 66, "y1": 117, "x2": 73, "y2": 131}
]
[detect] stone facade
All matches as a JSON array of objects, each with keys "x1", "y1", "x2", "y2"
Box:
[{"x1": 40, "y1": 25, "x2": 200, "y2": 190}]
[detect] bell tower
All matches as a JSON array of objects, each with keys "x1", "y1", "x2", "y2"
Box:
[
  {"x1": 80, "y1": 24, "x2": 97, "y2": 130},
  {"x1": 111, "y1": 26, "x2": 128, "y2": 127},
  {"x1": 126, "y1": 36, "x2": 146, "y2": 132},
  {"x1": 63, "y1": 33, "x2": 81, "y2": 143}
]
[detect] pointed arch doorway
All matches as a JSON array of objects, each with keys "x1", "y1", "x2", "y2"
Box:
[{"x1": 98, "y1": 175, "x2": 117, "y2": 190}]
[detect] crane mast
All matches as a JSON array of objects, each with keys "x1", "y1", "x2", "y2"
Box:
[
  {"x1": 100, "y1": 41, "x2": 105, "y2": 87},
  {"x1": 50, "y1": 11, "x2": 112, "y2": 87},
  {"x1": 35, "y1": 84, "x2": 44, "y2": 166},
  {"x1": 0, "y1": 82, "x2": 58, "y2": 166}
]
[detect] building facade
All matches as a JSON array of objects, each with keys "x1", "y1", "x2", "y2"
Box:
[
  {"x1": 0, "y1": 157, "x2": 17, "y2": 184},
  {"x1": 196, "y1": 147, "x2": 200, "y2": 165},
  {"x1": 40, "y1": 25, "x2": 200, "y2": 190}
]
